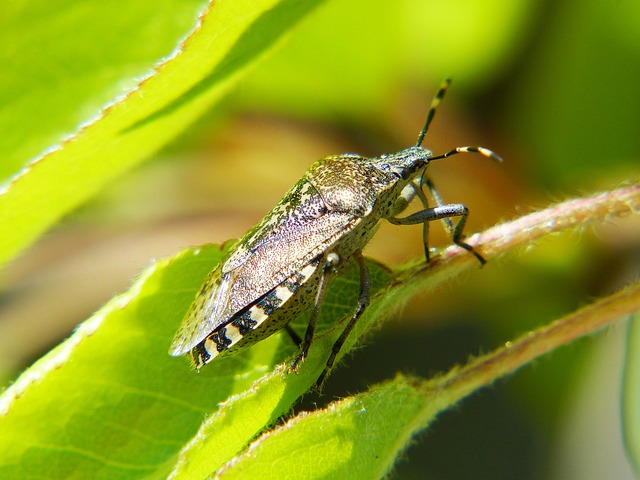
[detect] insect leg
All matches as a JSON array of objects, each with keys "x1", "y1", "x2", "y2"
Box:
[
  {"x1": 392, "y1": 179, "x2": 435, "y2": 262},
  {"x1": 284, "y1": 324, "x2": 302, "y2": 347},
  {"x1": 290, "y1": 253, "x2": 340, "y2": 371},
  {"x1": 423, "y1": 177, "x2": 456, "y2": 240},
  {"x1": 389, "y1": 192, "x2": 486, "y2": 265},
  {"x1": 416, "y1": 145, "x2": 500, "y2": 263},
  {"x1": 423, "y1": 178, "x2": 489, "y2": 264},
  {"x1": 392, "y1": 181, "x2": 422, "y2": 216},
  {"x1": 315, "y1": 251, "x2": 371, "y2": 390}
]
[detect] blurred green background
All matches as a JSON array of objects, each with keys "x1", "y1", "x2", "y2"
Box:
[{"x1": 1, "y1": 0, "x2": 639, "y2": 478}]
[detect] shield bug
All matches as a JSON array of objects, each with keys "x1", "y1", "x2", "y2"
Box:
[{"x1": 169, "y1": 79, "x2": 501, "y2": 389}]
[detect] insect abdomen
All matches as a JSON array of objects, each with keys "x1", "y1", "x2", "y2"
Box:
[{"x1": 192, "y1": 257, "x2": 323, "y2": 367}]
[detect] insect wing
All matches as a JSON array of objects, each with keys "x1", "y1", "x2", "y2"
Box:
[
  {"x1": 170, "y1": 180, "x2": 364, "y2": 356},
  {"x1": 222, "y1": 179, "x2": 327, "y2": 273},
  {"x1": 169, "y1": 264, "x2": 235, "y2": 356},
  {"x1": 223, "y1": 210, "x2": 360, "y2": 311}
]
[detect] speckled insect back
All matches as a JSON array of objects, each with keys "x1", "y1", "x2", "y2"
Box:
[{"x1": 169, "y1": 79, "x2": 502, "y2": 389}]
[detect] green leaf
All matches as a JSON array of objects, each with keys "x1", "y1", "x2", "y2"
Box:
[
  {"x1": 0, "y1": 243, "x2": 392, "y2": 479},
  {"x1": 218, "y1": 280, "x2": 640, "y2": 479},
  {"x1": 216, "y1": 375, "x2": 430, "y2": 479},
  {"x1": 1, "y1": 184, "x2": 638, "y2": 479},
  {"x1": 0, "y1": 0, "x2": 325, "y2": 266},
  {"x1": 167, "y1": 259, "x2": 394, "y2": 480},
  {"x1": 169, "y1": 183, "x2": 640, "y2": 478},
  {"x1": 0, "y1": 0, "x2": 208, "y2": 181},
  {"x1": 0, "y1": 245, "x2": 258, "y2": 479}
]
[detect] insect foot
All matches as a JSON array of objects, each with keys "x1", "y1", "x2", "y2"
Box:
[{"x1": 169, "y1": 79, "x2": 501, "y2": 390}]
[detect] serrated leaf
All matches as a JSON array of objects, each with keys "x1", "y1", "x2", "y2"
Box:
[
  {"x1": 0, "y1": 244, "x2": 392, "y2": 479},
  {"x1": 217, "y1": 375, "x2": 430, "y2": 479},
  {"x1": 218, "y1": 281, "x2": 640, "y2": 479},
  {"x1": 0, "y1": 0, "x2": 326, "y2": 266},
  {"x1": 0, "y1": 245, "x2": 258, "y2": 479},
  {"x1": 1, "y1": 184, "x2": 638, "y2": 479},
  {"x1": 167, "y1": 259, "x2": 394, "y2": 480},
  {"x1": 174, "y1": 183, "x2": 640, "y2": 478},
  {"x1": 0, "y1": 0, "x2": 208, "y2": 181}
]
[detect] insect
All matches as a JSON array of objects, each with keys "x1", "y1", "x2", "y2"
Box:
[{"x1": 169, "y1": 79, "x2": 501, "y2": 389}]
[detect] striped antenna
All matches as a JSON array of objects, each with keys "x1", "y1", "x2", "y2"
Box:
[
  {"x1": 416, "y1": 80, "x2": 503, "y2": 164},
  {"x1": 430, "y1": 145, "x2": 503, "y2": 163},
  {"x1": 415, "y1": 78, "x2": 452, "y2": 147}
]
